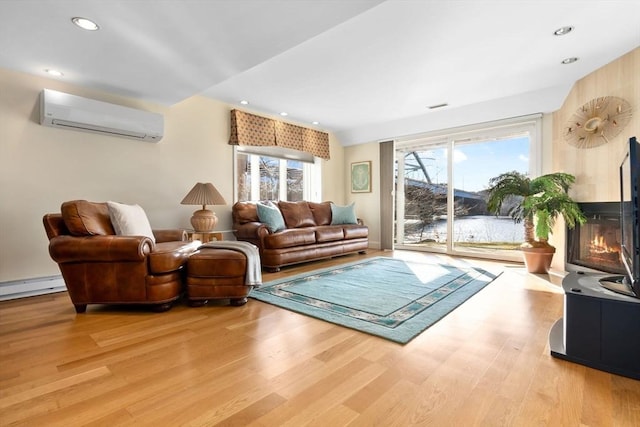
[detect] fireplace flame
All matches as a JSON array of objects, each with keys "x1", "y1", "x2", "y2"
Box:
[{"x1": 590, "y1": 234, "x2": 619, "y2": 254}]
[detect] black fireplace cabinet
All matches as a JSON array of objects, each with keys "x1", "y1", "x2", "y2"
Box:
[{"x1": 549, "y1": 272, "x2": 640, "y2": 380}]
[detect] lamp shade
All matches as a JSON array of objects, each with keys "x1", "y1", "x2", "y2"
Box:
[
  {"x1": 181, "y1": 183, "x2": 226, "y2": 232},
  {"x1": 180, "y1": 183, "x2": 226, "y2": 207}
]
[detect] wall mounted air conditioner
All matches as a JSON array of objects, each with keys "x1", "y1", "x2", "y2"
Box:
[{"x1": 40, "y1": 89, "x2": 164, "y2": 142}]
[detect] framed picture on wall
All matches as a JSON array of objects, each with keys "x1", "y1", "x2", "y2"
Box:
[{"x1": 351, "y1": 161, "x2": 371, "y2": 193}]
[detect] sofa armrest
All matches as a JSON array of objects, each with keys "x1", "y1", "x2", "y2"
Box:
[
  {"x1": 153, "y1": 229, "x2": 188, "y2": 243},
  {"x1": 233, "y1": 222, "x2": 270, "y2": 240},
  {"x1": 48, "y1": 235, "x2": 154, "y2": 263}
]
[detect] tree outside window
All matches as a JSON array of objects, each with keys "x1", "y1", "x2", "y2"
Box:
[{"x1": 236, "y1": 153, "x2": 314, "y2": 202}]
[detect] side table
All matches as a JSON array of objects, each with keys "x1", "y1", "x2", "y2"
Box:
[{"x1": 185, "y1": 230, "x2": 233, "y2": 243}]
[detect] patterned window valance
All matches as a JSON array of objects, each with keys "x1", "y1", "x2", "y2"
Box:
[{"x1": 229, "y1": 109, "x2": 330, "y2": 160}]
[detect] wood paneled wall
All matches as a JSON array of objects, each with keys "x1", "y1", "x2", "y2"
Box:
[
  {"x1": 552, "y1": 48, "x2": 639, "y2": 203},
  {"x1": 550, "y1": 47, "x2": 639, "y2": 271}
]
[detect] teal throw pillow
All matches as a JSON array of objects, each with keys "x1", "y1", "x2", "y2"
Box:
[
  {"x1": 256, "y1": 202, "x2": 286, "y2": 232},
  {"x1": 330, "y1": 202, "x2": 357, "y2": 225}
]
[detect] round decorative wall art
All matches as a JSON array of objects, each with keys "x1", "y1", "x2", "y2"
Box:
[{"x1": 563, "y1": 96, "x2": 632, "y2": 148}]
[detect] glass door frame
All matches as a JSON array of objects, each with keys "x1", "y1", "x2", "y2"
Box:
[{"x1": 394, "y1": 115, "x2": 542, "y2": 262}]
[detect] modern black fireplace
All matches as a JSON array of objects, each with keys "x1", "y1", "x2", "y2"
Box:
[{"x1": 566, "y1": 202, "x2": 624, "y2": 275}]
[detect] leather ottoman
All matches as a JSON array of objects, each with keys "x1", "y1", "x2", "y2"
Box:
[{"x1": 186, "y1": 248, "x2": 250, "y2": 306}]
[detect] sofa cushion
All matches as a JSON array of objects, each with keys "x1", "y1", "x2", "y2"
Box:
[
  {"x1": 331, "y1": 203, "x2": 358, "y2": 225},
  {"x1": 343, "y1": 224, "x2": 369, "y2": 239},
  {"x1": 308, "y1": 201, "x2": 332, "y2": 226},
  {"x1": 107, "y1": 201, "x2": 156, "y2": 243},
  {"x1": 278, "y1": 201, "x2": 316, "y2": 228},
  {"x1": 61, "y1": 200, "x2": 115, "y2": 236},
  {"x1": 257, "y1": 201, "x2": 286, "y2": 233},
  {"x1": 232, "y1": 201, "x2": 259, "y2": 224},
  {"x1": 315, "y1": 226, "x2": 345, "y2": 243},
  {"x1": 263, "y1": 228, "x2": 316, "y2": 249}
]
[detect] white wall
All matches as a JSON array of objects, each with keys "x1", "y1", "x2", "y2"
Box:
[
  {"x1": 323, "y1": 133, "x2": 347, "y2": 204},
  {"x1": 344, "y1": 142, "x2": 381, "y2": 249},
  {"x1": 0, "y1": 67, "x2": 345, "y2": 283}
]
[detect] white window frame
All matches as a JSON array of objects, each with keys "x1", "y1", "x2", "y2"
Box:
[
  {"x1": 233, "y1": 146, "x2": 321, "y2": 202},
  {"x1": 394, "y1": 114, "x2": 542, "y2": 261}
]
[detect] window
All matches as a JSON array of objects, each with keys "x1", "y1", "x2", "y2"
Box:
[
  {"x1": 394, "y1": 115, "x2": 541, "y2": 262},
  {"x1": 234, "y1": 147, "x2": 321, "y2": 202}
]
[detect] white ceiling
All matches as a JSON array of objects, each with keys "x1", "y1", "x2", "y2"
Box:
[{"x1": 1, "y1": 0, "x2": 639, "y2": 145}]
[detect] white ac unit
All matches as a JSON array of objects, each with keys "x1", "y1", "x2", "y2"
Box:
[{"x1": 40, "y1": 89, "x2": 164, "y2": 142}]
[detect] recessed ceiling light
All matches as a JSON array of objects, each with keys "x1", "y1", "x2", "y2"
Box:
[
  {"x1": 239, "y1": 100, "x2": 249, "y2": 105},
  {"x1": 280, "y1": 112, "x2": 288, "y2": 116},
  {"x1": 553, "y1": 26, "x2": 574, "y2": 36},
  {"x1": 71, "y1": 17, "x2": 99, "y2": 31},
  {"x1": 312, "y1": 121, "x2": 320, "y2": 125},
  {"x1": 44, "y1": 69, "x2": 64, "y2": 77},
  {"x1": 561, "y1": 57, "x2": 579, "y2": 64}
]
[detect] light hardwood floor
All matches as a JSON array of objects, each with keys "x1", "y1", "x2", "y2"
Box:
[{"x1": 1, "y1": 250, "x2": 639, "y2": 426}]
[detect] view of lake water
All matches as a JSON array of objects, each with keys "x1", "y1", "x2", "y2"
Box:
[{"x1": 404, "y1": 215, "x2": 524, "y2": 244}]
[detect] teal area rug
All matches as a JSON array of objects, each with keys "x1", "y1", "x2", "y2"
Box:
[{"x1": 250, "y1": 257, "x2": 501, "y2": 344}]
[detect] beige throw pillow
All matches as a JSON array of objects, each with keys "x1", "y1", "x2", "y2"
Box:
[{"x1": 106, "y1": 201, "x2": 155, "y2": 243}]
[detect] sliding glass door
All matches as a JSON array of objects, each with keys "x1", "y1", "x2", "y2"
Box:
[
  {"x1": 396, "y1": 139, "x2": 450, "y2": 251},
  {"x1": 449, "y1": 135, "x2": 530, "y2": 258},
  {"x1": 395, "y1": 117, "x2": 540, "y2": 261}
]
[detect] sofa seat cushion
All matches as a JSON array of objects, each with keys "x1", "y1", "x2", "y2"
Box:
[
  {"x1": 343, "y1": 224, "x2": 369, "y2": 239},
  {"x1": 148, "y1": 240, "x2": 200, "y2": 274},
  {"x1": 315, "y1": 226, "x2": 345, "y2": 243},
  {"x1": 263, "y1": 228, "x2": 317, "y2": 249}
]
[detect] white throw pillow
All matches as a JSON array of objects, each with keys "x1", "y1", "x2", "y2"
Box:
[{"x1": 106, "y1": 201, "x2": 155, "y2": 243}]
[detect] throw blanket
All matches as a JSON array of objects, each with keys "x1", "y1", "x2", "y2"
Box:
[{"x1": 199, "y1": 241, "x2": 262, "y2": 288}]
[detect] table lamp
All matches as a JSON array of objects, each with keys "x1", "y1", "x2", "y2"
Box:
[{"x1": 181, "y1": 182, "x2": 227, "y2": 232}]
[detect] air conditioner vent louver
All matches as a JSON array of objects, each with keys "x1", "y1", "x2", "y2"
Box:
[
  {"x1": 51, "y1": 120, "x2": 147, "y2": 139},
  {"x1": 40, "y1": 89, "x2": 164, "y2": 142}
]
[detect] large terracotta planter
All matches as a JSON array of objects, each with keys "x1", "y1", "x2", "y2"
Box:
[{"x1": 521, "y1": 244, "x2": 556, "y2": 274}]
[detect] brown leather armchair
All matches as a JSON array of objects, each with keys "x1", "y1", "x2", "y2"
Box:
[{"x1": 43, "y1": 200, "x2": 200, "y2": 313}]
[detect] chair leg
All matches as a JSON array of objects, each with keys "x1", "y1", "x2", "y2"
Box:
[
  {"x1": 188, "y1": 299, "x2": 208, "y2": 307},
  {"x1": 230, "y1": 297, "x2": 248, "y2": 306},
  {"x1": 152, "y1": 302, "x2": 173, "y2": 312},
  {"x1": 74, "y1": 304, "x2": 87, "y2": 313}
]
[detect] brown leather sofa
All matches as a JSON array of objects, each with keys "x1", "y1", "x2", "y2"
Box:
[
  {"x1": 43, "y1": 200, "x2": 200, "y2": 313},
  {"x1": 232, "y1": 201, "x2": 368, "y2": 271}
]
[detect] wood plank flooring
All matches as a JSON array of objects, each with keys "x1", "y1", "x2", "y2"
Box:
[{"x1": 1, "y1": 250, "x2": 639, "y2": 426}]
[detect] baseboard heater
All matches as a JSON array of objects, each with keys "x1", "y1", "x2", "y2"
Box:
[{"x1": 0, "y1": 276, "x2": 67, "y2": 301}]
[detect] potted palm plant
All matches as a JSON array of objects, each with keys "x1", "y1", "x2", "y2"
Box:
[{"x1": 486, "y1": 171, "x2": 586, "y2": 273}]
